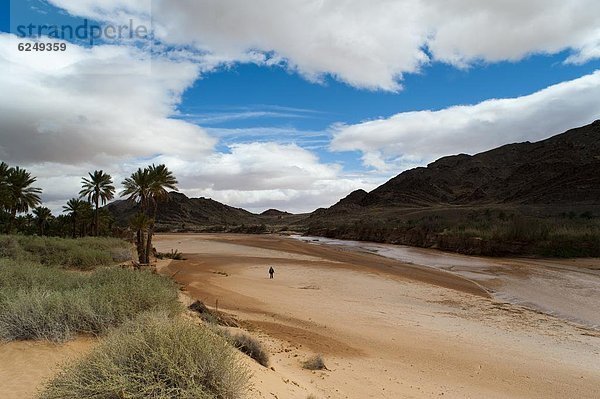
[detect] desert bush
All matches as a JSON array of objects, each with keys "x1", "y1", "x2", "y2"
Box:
[
  {"x1": 302, "y1": 354, "x2": 326, "y2": 370},
  {"x1": 0, "y1": 235, "x2": 131, "y2": 269},
  {"x1": 0, "y1": 261, "x2": 180, "y2": 341},
  {"x1": 39, "y1": 312, "x2": 250, "y2": 399},
  {"x1": 156, "y1": 248, "x2": 184, "y2": 260},
  {"x1": 308, "y1": 209, "x2": 600, "y2": 257},
  {"x1": 188, "y1": 301, "x2": 240, "y2": 327},
  {"x1": 233, "y1": 333, "x2": 270, "y2": 367},
  {"x1": 224, "y1": 331, "x2": 270, "y2": 367}
]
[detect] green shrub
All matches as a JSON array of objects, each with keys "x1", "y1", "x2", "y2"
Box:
[
  {"x1": 0, "y1": 235, "x2": 131, "y2": 269},
  {"x1": 0, "y1": 261, "x2": 180, "y2": 341},
  {"x1": 40, "y1": 313, "x2": 250, "y2": 399}
]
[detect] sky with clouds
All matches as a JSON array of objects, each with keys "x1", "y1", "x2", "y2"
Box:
[{"x1": 1, "y1": 0, "x2": 600, "y2": 214}]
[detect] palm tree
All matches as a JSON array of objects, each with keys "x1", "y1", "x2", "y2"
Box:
[
  {"x1": 79, "y1": 171, "x2": 115, "y2": 236},
  {"x1": 5, "y1": 167, "x2": 42, "y2": 233},
  {"x1": 33, "y1": 206, "x2": 53, "y2": 236},
  {"x1": 98, "y1": 208, "x2": 115, "y2": 235},
  {"x1": 121, "y1": 168, "x2": 151, "y2": 212},
  {"x1": 145, "y1": 164, "x2": 178, "y2": 263},
  {"x1": 79, "y1": 201, "x2": 94, "y2": 237},
  {"x1": 121, "y1": 165, "x2": 178, "y2": 264},
  {"x1": 14, "y1": 213, "x2": 35, "y2": 235},
  {"x1": 63, "y1": 198, "x2": 87, "y2": 238},
  {"x1": 23, "y1": 213, "x2": 35, "y2": 233}
]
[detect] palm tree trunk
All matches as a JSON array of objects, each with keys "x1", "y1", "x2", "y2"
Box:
[
  {"x1": 145, "y1": 202, "x2": 157, "y2": 264},
  {"x1": 94, "y1": 197, "x2": 99, "y2": 236},
  {"x1": 7, "y1": 208, "x2": 16, "y2": 233},
  {"x1": 72, "y1": 216, "x2": 77, "y2": 238},
  {"x1": 136, "y1": 228, "x2": 146, "y2": 265},
  {"x1": 145, "y1": 225, "x2": 153, "y2": 264}
]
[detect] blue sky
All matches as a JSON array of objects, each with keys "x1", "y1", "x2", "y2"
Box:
[
  {"x1": 1, "y1": 0, "x2": 600, "y2": 213},
  {"x1": 180, "y1": 55, "x2": 600, "y2": 168}
]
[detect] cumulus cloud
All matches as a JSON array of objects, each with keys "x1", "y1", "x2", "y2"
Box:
[
  {"x1": 331, "y1": 70, "x2": 600, "y2": 170},
  {"x1": 0, "y1": 34, "x2": 216, "y2": 164},
  {"x1": 47, "y1": 0, "x2": 600, "y2": 90},
  {"x1": 141, "y1": 143, "x2": 384, "y2": 213}
]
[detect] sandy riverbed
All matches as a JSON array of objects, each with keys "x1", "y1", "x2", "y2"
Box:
[
  {"x1": 155, "y1": 233, "x2": 600, "y2": 399},
  {"x1": 292, "y1": 236, "x2": 600, "y2": 329},
  {"x1": 2, "y1": 233, "x2": 598, "y2": 398}
]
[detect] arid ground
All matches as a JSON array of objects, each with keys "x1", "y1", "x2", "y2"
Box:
[
  {"x1": 155, "y1": 234, "x2": 600, "y2": 399},
  {"x1": 2, "y1": 233, "x2": 599, "y2": 399}
]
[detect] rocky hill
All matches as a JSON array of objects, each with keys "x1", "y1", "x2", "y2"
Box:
[
  {"x1": 107, "y1": 192, "x2": 261, "y2": 231},
  {"x1": 307, "y1": 120, "x2": 600, "y2": 256},
  {"x1": 260, "y1": 209, "x2": 292, "y2": 217},
  {"x1": 334, "y1": 120, "x2": 600, "y2": 211}
]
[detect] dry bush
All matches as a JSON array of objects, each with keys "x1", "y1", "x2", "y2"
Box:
[
  {"x1": 40, "y1": 312, "x2": 250, "y2": 399},
  {"x1": 221, "y1": 330, "x2": 270, "y2": 367},
  {"x1": 302, "y1": 354, "x2": 326, "y2": 370}
]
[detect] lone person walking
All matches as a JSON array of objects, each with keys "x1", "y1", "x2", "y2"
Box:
[{"x1": 268, "y1": 266, "x2": 275, "y2": 279}]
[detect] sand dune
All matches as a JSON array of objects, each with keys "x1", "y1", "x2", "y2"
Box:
[{"x1": 156, "y1": 233, "x2": 600, "y2": 399}]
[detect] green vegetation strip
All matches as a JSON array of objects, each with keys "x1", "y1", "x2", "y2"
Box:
[
  {"x1": 0, "y1": 261, "x2": 181, "y2": 341},
  {"x1": 0, "y1": 235, "x2": 131, "y2": 270}
]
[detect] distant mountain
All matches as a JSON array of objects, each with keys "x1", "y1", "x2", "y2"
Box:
[
  {"x1": 326, "y1": 120, "x2": 600, "y2": 212},
  {"x1": 107, "y1": 192, "x2": 261, "y2": 230},
  {"x1": 307, "y1": 120, "x2": 600, "y2": 256},
  {"x1": 260, "y1": 209, "x2": 292, "y2": 216}
]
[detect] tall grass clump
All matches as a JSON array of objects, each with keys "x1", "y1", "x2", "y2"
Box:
[
  {"x1": 0, "y1": 235, "x2": 131, "y2": 270},
  {"x1": 40, "y1": 312, "x2": 250, "y2": 399},
  {"x1": 0, "y1": 260, "x2": 180, "y2": 341}
]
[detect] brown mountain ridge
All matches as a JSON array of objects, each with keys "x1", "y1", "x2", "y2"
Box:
[
  {"x1": 307, "y1": 120, "x2": 600, "y2": 256},
  {"x1": 335, "y1": 120, "x2": 600, "y2": 210}
]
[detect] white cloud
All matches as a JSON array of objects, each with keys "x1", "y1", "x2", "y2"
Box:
[
  {"x1": 0, "y1": 34, "x2": 216, "y2": 164},
  {"x1": 331, "y1": 70, "x2": 600, "y2": 170},
  {"x1": 46, "y1": 0, "x2": 600, "y2": 90},
  {"x1": 145, "y1": 142, "x2": 384, "y2": 213}
]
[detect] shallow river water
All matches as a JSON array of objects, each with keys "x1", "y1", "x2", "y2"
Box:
[{"x1": 292, "y1": 235, "x2": 600, "y2": 330}]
